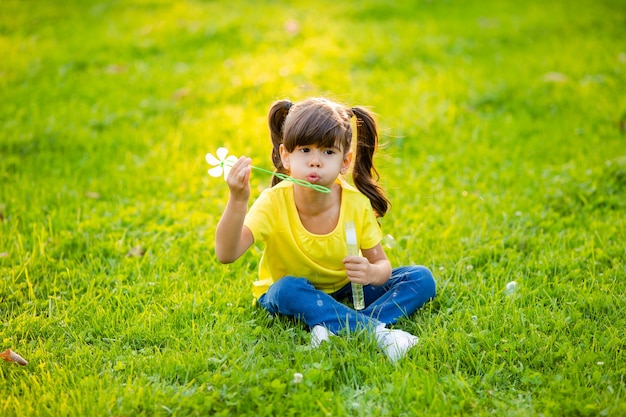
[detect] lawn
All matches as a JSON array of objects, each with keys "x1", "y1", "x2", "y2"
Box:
[{"x1": 1, "y1": 0, "x2": 625, "y2": 415}]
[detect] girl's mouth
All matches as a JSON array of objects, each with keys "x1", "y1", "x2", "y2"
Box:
[{"x1": 306, "y1": 173, "x2": 320, "y2": 183}]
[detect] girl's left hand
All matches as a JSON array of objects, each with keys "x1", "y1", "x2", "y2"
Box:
[
  {"x1": 344, "y1": 244, "x2": 392, "y2": 286},
  {"x1": 343, "y1": 256, "x2": 372, "y2": 285}
]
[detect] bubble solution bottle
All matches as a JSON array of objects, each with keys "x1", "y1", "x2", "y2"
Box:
[{"x1": 345, "y1": 221, "x2": 365, "y2": 310}]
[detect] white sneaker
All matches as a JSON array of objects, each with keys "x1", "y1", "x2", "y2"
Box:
[
  {"x1": 311, "y1": 325, "x2": 333, "y2": 348},
  {"x1": 376, "y1": 327, "x2": 419, "y2": 362}
]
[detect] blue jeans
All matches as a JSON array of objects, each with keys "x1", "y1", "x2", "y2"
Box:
[{"x1": 257, "y1": 265, "x2": 436, "y2": 334}]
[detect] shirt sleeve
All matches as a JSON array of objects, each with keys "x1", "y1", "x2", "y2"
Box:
[
  {"x1": 359, "y1": 201, "x2": 383, "y2": 250},
  {"x1": 243, "y1": 189, "x2": 275, "y2": 244}
]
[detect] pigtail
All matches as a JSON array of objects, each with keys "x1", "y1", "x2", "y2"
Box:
[
  {"x1": 351, "y1": 106, "x2": 390, "y2": 217},
  {"x1": 268, "y1": 100, "x2": 292, "y2": 186}
]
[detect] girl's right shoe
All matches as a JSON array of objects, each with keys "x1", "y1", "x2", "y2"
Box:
[{"x1": 310, "y1": 325, "x2": 333, "y2": 348}]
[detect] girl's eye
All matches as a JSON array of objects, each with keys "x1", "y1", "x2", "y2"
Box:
[
  {"x1": 300, "y1": 147, "x2": 310, "y2": 153},
  {"x1": 324, "y1": 149, "x2": 335, "y2": 155}
]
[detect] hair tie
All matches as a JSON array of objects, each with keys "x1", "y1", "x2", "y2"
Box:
[{"x1": 285, "y1": 101, "x2": 293, "y2": 111}]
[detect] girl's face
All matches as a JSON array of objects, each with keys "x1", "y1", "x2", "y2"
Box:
[{"x1": 280, "y1": 143, "x2": 352, "y2": 189}]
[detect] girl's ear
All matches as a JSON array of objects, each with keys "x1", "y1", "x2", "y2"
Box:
[
  {"x1": 279, "y1": 144, "x2": 290, "y2": 170},
  {"x1": 340, "y1": 150, "x2": 353, "y2": 175}
]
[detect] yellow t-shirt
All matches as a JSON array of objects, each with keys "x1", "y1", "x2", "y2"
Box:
[{"x1": 244, "y1": 179, "x2": 383, "y2": 300}]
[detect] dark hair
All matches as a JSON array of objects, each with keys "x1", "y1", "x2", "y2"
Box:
[{"x1": 267, "y1": 97, "x2": 390, "y2": 217}]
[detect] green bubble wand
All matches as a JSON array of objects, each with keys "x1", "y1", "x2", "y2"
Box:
[{"x1": 206, "y1": 147, "x2": 331, "y2": 194}]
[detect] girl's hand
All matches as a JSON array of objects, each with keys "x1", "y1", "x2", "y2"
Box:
[
  {"x1": 226, "y1": 156, "x2": 252, "y2": 201},
  {"x1": 344, "y1": 244, "x2": 392, "y2": 286},
  {"x1": 215, "y1": 156, "x2": 255, "y2": 264},
  {"x1": 343, "y1": 256, "x2": 373, "y2": 285}
]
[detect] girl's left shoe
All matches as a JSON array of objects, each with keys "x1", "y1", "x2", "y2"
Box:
[{"x1": 375, "y1": 326, "x2": 419, "y2": 362}]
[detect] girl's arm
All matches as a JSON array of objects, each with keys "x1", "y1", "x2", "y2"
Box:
[
  {"x1": 343, "y1": 243, "x2": 392, "y2": 286},
  {"x1": 215, "y1": 157, "x2": 255, "y2": 263}
]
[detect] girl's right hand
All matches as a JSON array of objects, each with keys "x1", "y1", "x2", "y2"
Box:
[
  {"x1": 215, "y1": 156, "x2": 255, "y2": 264},
  {"x1": 226, "y1": 156, "x2": 252, "y2": 201}
]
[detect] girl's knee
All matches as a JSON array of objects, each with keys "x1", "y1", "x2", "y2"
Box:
[
  {"x1": 267, "y1": 276, "x2": 311, "y2": 303},
  {"x1": 412, "y1": 265, "x2": 437, "y2": 298}
]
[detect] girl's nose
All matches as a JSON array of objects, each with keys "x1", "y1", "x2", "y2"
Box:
[{"x1": 308, "y1": 151, "x2": 321, "y2": 167}]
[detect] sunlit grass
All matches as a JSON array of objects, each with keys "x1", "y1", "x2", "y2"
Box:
[{"x1": 1, "y1": 0, "x2": 625, "y2": 415}]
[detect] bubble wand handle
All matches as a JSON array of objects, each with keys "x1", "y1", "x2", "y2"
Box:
[
  {"x1": 345, "y1": 221, "x2": 365, "y2": 310},
  {"x1": 207, "y1": 148, "x2": 331, "y2": 194},
  {"x1": 223, "y1": 160, "x2": 331, "y2": 194}
]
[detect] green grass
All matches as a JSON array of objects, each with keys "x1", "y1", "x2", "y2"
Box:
[{"x1": 1, "y1": 0, "x2": 625, "y2": 415}]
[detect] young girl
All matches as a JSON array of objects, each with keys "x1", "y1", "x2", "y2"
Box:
[{"x1": 215, "y1": 97, "x2": 436, "y2": 361}]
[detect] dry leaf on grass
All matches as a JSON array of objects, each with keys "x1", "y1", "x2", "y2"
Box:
[
  {"x1": 1, "y1": 349, "x2": 28, "y2": 366},
  {"x1": 171, "y1": 87, "x2": 190, "y2": 101},
  {"x1": 542, "y1": 72, "x2": 569, "y2": 83},
  {"x1": 104, "y1": 64, "x2": 127, "y2": 74},
  {"x1": 126, "y1": 246, "x2": 146, "y2": 257}
]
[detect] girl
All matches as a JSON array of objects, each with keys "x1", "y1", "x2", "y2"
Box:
[{"x1": 215, "y1": 97, "x2": 436, "y2": 361}]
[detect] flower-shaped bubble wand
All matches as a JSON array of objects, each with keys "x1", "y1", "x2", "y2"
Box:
[{"x1": 206, "y1": 147, "x2": 331, "y2": 194}]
